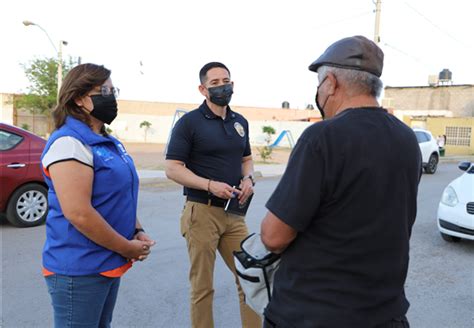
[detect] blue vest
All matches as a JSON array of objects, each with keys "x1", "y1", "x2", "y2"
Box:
[{"x1": 41, "y1": 117, "x2": 139, "y2": 275}]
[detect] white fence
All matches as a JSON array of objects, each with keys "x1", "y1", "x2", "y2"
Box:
[{"x1": 110, "y1": 113, "x2": 314, "y2": 147}]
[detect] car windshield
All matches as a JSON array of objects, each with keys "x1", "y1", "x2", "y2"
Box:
[
  {"x1": 0, "y1": 130, "x2": 23, "y2": 151},
  {"x1": 468, "y1": 165, "x2": 474, "y2": 174},
  {"x1": 415, "y1": 131, "x2": 429, "y2": 143}
]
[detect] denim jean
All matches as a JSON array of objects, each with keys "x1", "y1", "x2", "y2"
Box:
[{"x1": 45, "y1": 274, "x2": 121, "y2": 328}]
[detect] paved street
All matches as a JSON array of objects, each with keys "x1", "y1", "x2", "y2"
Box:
[{"x1": 1, "y1": 162, "x2": 473, "y2": 327}]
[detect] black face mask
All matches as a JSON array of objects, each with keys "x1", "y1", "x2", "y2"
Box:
[
  {"x1": 208, "y1": 84, "x2": 233, "y2": 107},
  {"x1": 315, "y1": 76, "x2": 329, "y2": 120},
  {"x1": 89, "y1": 95, "x2": 118, "y2": 125}
]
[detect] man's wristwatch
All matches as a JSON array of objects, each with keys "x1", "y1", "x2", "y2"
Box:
[
  {"x1": 134, "y1": 228, "x2": 145, "y2": 235},
  {"x1": 242, "y1": 174, "x2": 255, "y2": 186}
]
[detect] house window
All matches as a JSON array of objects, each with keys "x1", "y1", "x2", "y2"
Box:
[{"x1": 445, "y1": 127, "x2": 471, "y2": 146}]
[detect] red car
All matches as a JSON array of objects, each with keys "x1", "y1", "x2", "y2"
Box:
[{"x1": 0, "y1": 123, "x2": 48, "y2": 227}]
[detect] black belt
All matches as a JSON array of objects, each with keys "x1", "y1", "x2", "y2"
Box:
[{"x1": 186, "y1": 196, "x2": 227, "y2": 208}]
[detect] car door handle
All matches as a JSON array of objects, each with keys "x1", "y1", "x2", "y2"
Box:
[{"x1": 7, "y1": 163, "x2": 26, "y2": 168}]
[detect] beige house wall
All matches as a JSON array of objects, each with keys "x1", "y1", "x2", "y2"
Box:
[
  {"x1": 6, "y1": 89, "x2": 472, "y2": 153},
  {"x1": 109, "y1": 100, "x2": 320, "y2": 145},
  {"x1": 404, "y1": 116, "x2": 474, "y2": 155},
  {"x1": 1, "y1": 93, "x2": 321, "y2": 142},
  {"x1": 0, "y1": 93, "x2": 14, "y2": 125},
  {"x1": 384, "y1": 85, "x2": 474, "y2": 155},
  {"x1": 384, "y1": 85, "x2": 474, "y2": 117},
  {"x1": 117, "y1": 100, "x2": 321, "y2": 121},
  {"x1": 111, "y1": 112, "x2": 314, "y2": 146},
  {"x1": 15, "y1": 109, "x2": 50, "y2": 136},
  {"x1": 426, "y1": 117, "x2": 474, "y2": 155},
  {"x1": 0, "y1": 93, "x2": 50, "y2": 135}
]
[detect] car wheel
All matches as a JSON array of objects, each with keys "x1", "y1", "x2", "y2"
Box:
[
  {"x1": 6, "y1": 183, "x2": 48, "y2": 227},
  {"x1": 424, "y1": 154, "x2": 438, "y2": 174},
  {"x1": 440, "y1": 232, "x2": 461, "y2": 243}
]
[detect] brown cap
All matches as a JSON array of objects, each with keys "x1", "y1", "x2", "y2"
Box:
[{"x1": 308, "y1": 35, "x2": 384, "y2": 77}]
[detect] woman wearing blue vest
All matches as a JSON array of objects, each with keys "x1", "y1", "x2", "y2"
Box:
[{"x1": 41, "y1": 63, "x2": 155, "y2": 328}]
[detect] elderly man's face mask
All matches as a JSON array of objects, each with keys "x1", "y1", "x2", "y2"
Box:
[{"x1": 315, "y1": 76, "x2": 329, "y2": 119}]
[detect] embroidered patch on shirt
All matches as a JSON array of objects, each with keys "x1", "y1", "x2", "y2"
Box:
[
  {"x1": 94, "y1": 146, "x2": 114, "y2": 161},
  {"x1": 117, "y1": 143, "x2": 128, "y2": 155},
  {"x1": 234, "y1": 122, "x2": 245, "y2": 137}
]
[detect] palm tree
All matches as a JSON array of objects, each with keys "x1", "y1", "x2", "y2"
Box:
[{"x1": 139, "y1": 121, "x2": 152, "y2": 142}]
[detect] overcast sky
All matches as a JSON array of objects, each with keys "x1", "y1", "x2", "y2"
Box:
[{"x1": 1, "y1": 0, "x2": 473, "y2": 109}]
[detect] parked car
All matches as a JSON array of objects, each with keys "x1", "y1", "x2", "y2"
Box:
[
  {"x1": 437, "y1": 162, "x2": 474, "y2": 242},
  {"x1": 0, "y1": 123, "x2": 48, "y2": 227},
  {"x1": 413, "y1": 128, "x2": 439, "y2": 174}
]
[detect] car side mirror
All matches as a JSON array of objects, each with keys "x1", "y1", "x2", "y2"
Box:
[{"x1": 458, "y1": 162, "x2": 472, "y2": 171}]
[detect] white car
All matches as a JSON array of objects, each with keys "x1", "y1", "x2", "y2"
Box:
[
  {"x1": 437, "y1": 162, "x2": 474, "y2": 242},
  {"x1": 413, "y1": 128, "x2": 440, "y2": 174}
]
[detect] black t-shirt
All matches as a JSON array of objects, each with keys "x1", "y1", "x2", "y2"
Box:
[
  {"x1": 264, "y1": 107, "x2": 422, "y2": 328},
  {"x1": 166, "y1": 101, "x2": 251, "y2": 199}
]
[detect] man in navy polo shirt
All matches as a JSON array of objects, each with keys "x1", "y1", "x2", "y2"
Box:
[
  {"x1": 165, "y1": 62, "x2": 261, "y2": 328},
  {"x1": 260, "y1": 36, "x2": 421, "y2": 327}
]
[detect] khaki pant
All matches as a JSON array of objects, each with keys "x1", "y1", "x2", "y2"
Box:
[{"x1": 180, "y1": 201, "x2": 262, "y2": 328}]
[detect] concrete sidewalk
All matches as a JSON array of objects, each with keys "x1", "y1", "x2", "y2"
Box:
[
  {"x1": 137, "y1": 155, "x2": 474, "y2": 183},
  {"x1": 439, "y1": 155, "x2": 474, "y2": 163},
  {"x1": 138, "y1": 163, "x2": 287, "y2": 182},
  {"x1": 138, "y1": 155, "x2": 474, "y2": 182}
]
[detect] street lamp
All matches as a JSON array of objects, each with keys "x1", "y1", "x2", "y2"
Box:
[{"x1": 22, "y1": 20, "x2": 68, "y2": 98}]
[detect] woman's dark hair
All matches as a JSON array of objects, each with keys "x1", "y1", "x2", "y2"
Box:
[{"x1": 53, "y1": 63, "x2": 111, "y2": 129}]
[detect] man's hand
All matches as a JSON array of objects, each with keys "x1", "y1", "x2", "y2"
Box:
[
  {"x1": 209, "y1": 180, "x2": 240, "y2": 199},
  {"x1": 238, "y1": 178, "x2": 254, "y2": 205}
]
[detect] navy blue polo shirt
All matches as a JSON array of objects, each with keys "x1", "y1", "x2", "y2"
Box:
[{"x1": 166, "y1": 100, "x2": 251, "y2": 199}]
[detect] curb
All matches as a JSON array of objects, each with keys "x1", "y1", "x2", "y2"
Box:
[{"x1": 439, "y1": 156, "x2": 474, "y2": 163}]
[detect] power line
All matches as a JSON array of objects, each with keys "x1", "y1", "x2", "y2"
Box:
[
  {"x1": 383, "y1": 42, "x2": 421, "y2": 63},
  {"x1": 403, "y1": 2, "x2": 470, "y2": 49}
]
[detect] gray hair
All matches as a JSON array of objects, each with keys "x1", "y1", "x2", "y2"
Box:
[{"x1": 317, "y1": 65, "x2": 383, "y2": 98}]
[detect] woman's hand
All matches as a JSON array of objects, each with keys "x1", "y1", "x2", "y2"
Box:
[
  {"x1": 121, "y1": 239, "x2": 155, "y2": 262},
  {"x1": 131, "y1": 232, "x2": 156, "y2": 262}
]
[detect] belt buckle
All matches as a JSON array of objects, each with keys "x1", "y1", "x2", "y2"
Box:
[{"x1": 207, "y1": 199, "x2": 212, "y2": 206}]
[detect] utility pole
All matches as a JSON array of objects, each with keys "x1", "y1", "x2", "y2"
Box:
[
  {"x1": 57, "y1": 40, "x2": 68, "y2": 97},
  {"x1": 23, "y1": 21, "x2": 68, "y2": 101},
  {"x1": 374, "y1": 0, "x2": 382, "y2": 44}
]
